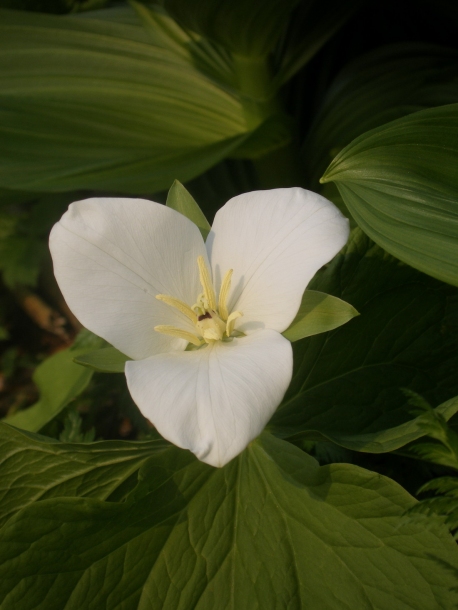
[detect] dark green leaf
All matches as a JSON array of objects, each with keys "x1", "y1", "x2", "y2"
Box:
[
  {"x1": 304, "y1": 44, "x2": 458, "y2": 188},
  {"x1": 158, "y1": 0, "x2": 300, "y2": 57},
  {"x1": 321, "y1": 104, "x2": 458, "y2": 286},
  {"x1": 282, "y1": 290, "x2": 359, "y2": 342},
  {"x1": 73, "y1": 346, "x2": 131, "y2": 374},
  {"x1": 0, "y1": 422, "x2": 167, "y2": 529},
  {"x1": 271, "y1": 229, "x2": 458, "y2": 452},
  {"x1": 0, "y1": 434, "x2": 457, "y2": 609},
  {"x1": 0, "y1": 236, "x2": 45, "y2": 288},
  {"x1": 0, "y1": 9, "x2": 249, "y2": 193},
  {"x1": 273, "y1": 0, "x2": 363, "y2": 86},
  {"x1": 4, "y1": 331, "x2": 105, "y2": 432},
  {"x1": 166, "y1": 180, "x2": 211, "y2": 240}
]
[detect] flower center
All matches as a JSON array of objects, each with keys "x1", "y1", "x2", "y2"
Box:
[{"x1": 154, "y1": 256, "x2": 243, "y2": 348}]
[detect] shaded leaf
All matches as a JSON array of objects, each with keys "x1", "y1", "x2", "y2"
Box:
[
  {"x1": 0, "y1": 434, "x2": 457, "y2": 609},
  {"x1": 271, "y1": 229, "x2": 458, "y2": 452},
  {"x1": 0, "y1": 422, "x2": 167, "y2": 528},
  {"x1": 321, "y1": 104, "x2": 458, "y2": 286},
  {"x1": 158, "y1": 0, "x2": 300, "y2": 57},
  {"x1": 304, "y1": 44, "x2": 458, "y2": 188},
  {"x1": 273, "y1": 0, "x2": 363, "y2": 86},
  {"x1": 74, "y1": 346, "x2": 131, "y2": 374}
]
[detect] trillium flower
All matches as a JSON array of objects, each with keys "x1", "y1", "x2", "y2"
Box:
[{"x1": 50, "y1": 188, "x2": 349, "y2": 467}]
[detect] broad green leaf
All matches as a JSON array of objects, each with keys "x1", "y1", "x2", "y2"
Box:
[
  {"x1": 166, "y1": 180, "x2": 211, "y2": 240},
  {"x1": 73, "y1": 346, "x2": 131, "y2": 373},
  {"x1": 282, "y1": 290, "x2": 359, "y2": 342},
  {"x1": 271, "y1": 229, "x2": 458, "y2": 452},
  {"x1": 128, "y1": 2, "x2": 237, "y2": 90},
  {"x1": 0, "y1": 423, "x2": 167, "y2": 529},
  {"x1": 0, "y1": 434, "x2": 457, "y2": 609},
  {"x1": 321, "y1": 104, "x2": 458, "y2": 286},
  {"x1": 303, "y1": 44, "x2": 458, "y2": 188},
  {"x1": 0, "y1": 9, "x2": 250, "y2": 193},
  {"x1": 158, "y1": 0, "x2": 300, "y2": 57},
  {"x1": 4, "y1": 331, "x2": 105, "y2": 432}
]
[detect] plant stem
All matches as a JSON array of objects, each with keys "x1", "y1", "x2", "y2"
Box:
[{"x1": 232, "y1": 53, "x2": 304, "y2": 189}]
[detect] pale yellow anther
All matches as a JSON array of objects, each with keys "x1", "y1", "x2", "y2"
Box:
[
  {"x1": 218, "y1": 268, "x2": 233, "y2": 321},
  {"x1": 226, "y1": 311, "x2": 243, "y2": 337},
  {"x1": 197, "y1": 255, "x2": 216, "y2": 311},
  {"x1": 156, "y1": 294, "x2": 197, "y2": 325},
  {"x1": 154, "y1": 325, "x2": 202, "y2": 347}
]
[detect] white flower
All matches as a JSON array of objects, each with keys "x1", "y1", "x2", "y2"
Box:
[{"x1": 49, "y1": 188, "x2": 349, "y2": 467}]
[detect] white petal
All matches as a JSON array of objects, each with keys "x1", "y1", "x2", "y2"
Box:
[
  {"x1": 49, "y1": 198, "x2": 208, "y2": 359},
  {"x1": 125, "y1": 330, "x2": 292, "y2": 467},
  {"x1": 206, "y1": 188, "x2": 349, "y2": 334}
]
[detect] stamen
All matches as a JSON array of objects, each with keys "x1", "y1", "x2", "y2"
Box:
[
  {"x1": 218, "y1": 268, "x2": 233, "y2": 321},
  {"x1": 156, "y1": 294, "x2": 197, "y2": 324},
  {"x1": 154, "y1": 325, "x2": 203, "y2": 347},
  {"x1": 226, "y1": 311, "x2": 243, "y2": 337},
  {"x1": 197, "y1": 255, "x2": 216, "y2": 311}
]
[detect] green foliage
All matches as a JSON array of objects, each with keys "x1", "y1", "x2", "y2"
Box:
[
  {"x1": 157, "y1": 0, "x2": 301, "y2": 58},
  {"x1": 0, "y1": 422, "x2": 168, "y2": 529},
  {"x1": 73, "y1": 346, "x2": 131, "y2": 374},
  {"x1": 0, "y1": 0, "x2": 108, "y2": 12},
  {"x1": 0, "y1": 432, "x2": 457, "y2": 609},
  {"x1": 304, "y1": 44, "x2": 458, "y2": 188},
  {"x1": 0, "y1": 8, "x2": 250, "y2": 193},
  {"x1": 322, "y1": 104, "x2": 458, "y2": 286},
  {"x1": 59, "y1": 408, "x2": 95, "y2": 443},
  {"x1": 403, "y1": 392, "x2": 458, "y2": 538},
  {"x1": 4, "y1": 331, "x2": 105, "y2": 432},
  {"x1": 271, "y1": 229, "x2": 458, "y2": 452}
]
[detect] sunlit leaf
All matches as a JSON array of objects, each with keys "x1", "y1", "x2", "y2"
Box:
[
  {"x1": 0, "y1": 9, "x2": 250, "y2": 193},
  {"x1": 4, "y1": 331, "x2": 105, "y2": 432},
  {"x1": 321, "y1": 104, "x2": 458, "y2": 286},
  {"x1": 0, "y1": 434, "x2": 457, "y2": 609}
]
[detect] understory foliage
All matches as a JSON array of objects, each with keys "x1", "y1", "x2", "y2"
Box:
[{"x1": 0, "y1": 0, "x2": 458, "y2": 608}]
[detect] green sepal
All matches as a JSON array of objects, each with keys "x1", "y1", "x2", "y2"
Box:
[
  {"x1": 282, "y1": 290, "x2": 359, "y2": 342},
  {"x1": 166, "y1": 180, "x2": 211, "y2": 240}
]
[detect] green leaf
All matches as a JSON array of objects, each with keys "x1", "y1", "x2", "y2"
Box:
[
  {"x1": 0, "y1": 422, "x2": 167, "y2": 529},
  {"x1": 158, "y1": 0, "x2": 301, "y2": 57},
  {"x1": 304, "y1": 44, "x2": 458, "y2": 188},
  {"x1": 73, "y1": 346, "x2": 131, "y2": 374},
  {"x1": 1, "y1": 434, "x2": 457, "y2": 609},
  {"x1": 0, "y1": 236, "x2": 46, "y2": 288},
  {"x1": 4, "y1": 331, "x2": 105, "y2": 432},
  {"x1": 271, "y1": 229, "x2": 458, "y2": 452},
  {"x1": 321, "y1": 104, "x2": 458, "y2": 286},
  {"x1": 273, "y1": 0, "x2": 363, "y2": 86},
  {"x1": 166, "y1": 180, "x2": 211, "y2": 240},
  {"x1": 0, "y1": 9, "x2": 250, "y2": 193},
  {"x1": 282, "y1": 290, "x2": 359, "y2": 342}
]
